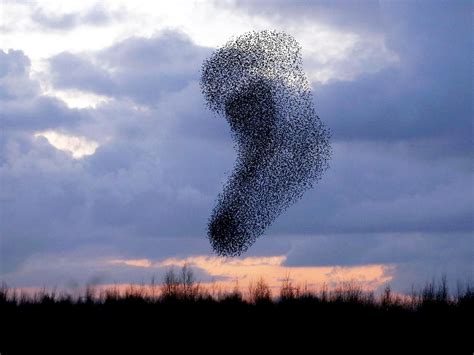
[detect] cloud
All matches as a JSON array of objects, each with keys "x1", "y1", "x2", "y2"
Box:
[
  {"x1": 0, "y1": 0, "x2": 399, "y2": 87},
  {"x1": 0, "y1": 49, "x2": 90, "y2": 133},
  {"x1": 0, "y1": 36, "x2": 228, "y2": 273},
  {"x1": 0, "y1": 2, "x2": 472, "y2": 294},
  {"x1": 1, "y1": 250, "x2": 393, "y2": 293},
  {"x1": 31, "y1": 5, "x2": 113, "y2": 30},
  {"x1": 284, "y1": 232, "x2": 473, "y2": 268},
  {"x1": 228, "y1": 0, "x2": 383, "y2": 33},
  {"x1": 49, "y1": 31, "x2": 212, "y2": 105},
  {"x1": 230, "y1": 0, "x2": 471, "y2": 150},
  {"x1": 282, "y1": 232, "x2": 473, "y2": 293},
  {"x1": 225, "y1": 0, "x2": 399, "y2": 83},
  {"x1": 267, "y1": 142, "x2": 472, "y2": 235},
  {"x1": 34, "y1": 130, "x2": 99, "y2": 159},
  {"x1": 0, "y1": 250, "x2": 216, "y2": 288},
  {"x1": 49, "y1": 52, "x2": 115, "y2": 95},
  {"x1": 0, "y1": 49, "x2": 38, "y2": 100},
  {"x1": 317, "y1": 68, "x2": 469, "y2": 143}
]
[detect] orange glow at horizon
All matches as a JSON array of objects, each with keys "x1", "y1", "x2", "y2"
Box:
[
  {"x1": 10, "y1": 255, "x2": 394, "y2": 298},
  {"x1": 111, "y1": 255, "x2": 394, "y2": 293}
]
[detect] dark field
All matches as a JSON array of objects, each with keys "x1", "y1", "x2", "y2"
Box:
[{"x1": 1, "y1": 269, "x2": 472, "y2": 354}]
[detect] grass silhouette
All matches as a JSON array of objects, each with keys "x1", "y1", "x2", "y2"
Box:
[{"x1": 1, "y1": 266, "x2": 472, "y2": 353}]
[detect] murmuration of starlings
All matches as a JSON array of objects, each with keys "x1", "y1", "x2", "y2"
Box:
[{"x1": 200, "y1": 30, "x2": 331, "y2": 256}]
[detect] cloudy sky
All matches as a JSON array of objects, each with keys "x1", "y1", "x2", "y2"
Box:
[{"x1": 0, "y1": 0, "x2": 472, "y2": 294}]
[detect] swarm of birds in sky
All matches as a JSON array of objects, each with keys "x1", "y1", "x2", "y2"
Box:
[{"x1": 201, "y1": 30, "x2": 331, "y2": 256}]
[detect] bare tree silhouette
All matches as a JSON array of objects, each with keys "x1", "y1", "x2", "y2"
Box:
[
  {"x1": 248, "y1": 277, "x2": 271, "y2": 304},
  {"x1": 161, "y1": 264, "x2": 200, "y2": 300}
]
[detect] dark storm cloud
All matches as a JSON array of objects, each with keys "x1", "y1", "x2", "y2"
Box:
[{"x1": 50, "y1": 32, "x2": 212, "y2": 105}]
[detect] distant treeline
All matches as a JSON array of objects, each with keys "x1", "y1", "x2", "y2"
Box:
[{"x1": 1, "y1": 265, "x2": 472, "y2": 354}]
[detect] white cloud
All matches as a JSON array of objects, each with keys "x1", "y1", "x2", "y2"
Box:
[
  {"x1": 1, "y1": 0, "x2": 399, "y2": 109},
  {"x1": 42, "y1": 88, "x2": 111, "y2": 108},
  {"x1": 34, "y1": 130, "x2": 99, "y2": 158},
  {"x1": 109, "y1": 258, "x2": 152, "y2": 268},
  {"x1": 295, "y1": 24, "x2": 399, "y2": 83}
]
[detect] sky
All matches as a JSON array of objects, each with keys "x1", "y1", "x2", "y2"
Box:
[{"x1": 0, "y1": 0, "x2": 472, "y2": 294}]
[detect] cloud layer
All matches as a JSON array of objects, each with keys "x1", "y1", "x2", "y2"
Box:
[{"x1": 0, "y1": 1, "x2": 472, "y2": 292}]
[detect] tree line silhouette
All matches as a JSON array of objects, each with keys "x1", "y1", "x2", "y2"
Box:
[{"x1": 1, "y1": 265, "x2": 472, "y2": 353}]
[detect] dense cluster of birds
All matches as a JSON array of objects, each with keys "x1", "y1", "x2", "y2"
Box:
[{"x1": 200, "y1": 30, "x2": 331, "y2": 256}]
